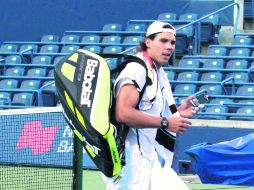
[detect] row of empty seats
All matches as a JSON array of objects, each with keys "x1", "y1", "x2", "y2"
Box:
[
  {"x1": 206, "y1": 46, "x2": 254, "y2": 57},
  {"x1": 0, "y1": 40, "x2": 140, "y2": 54},
  {"x1": 0, "y1": 79, "x2": 55, "y2": 107},
  {"x1": 0, "y1": 54, "x2": 63, "y2": 65}
]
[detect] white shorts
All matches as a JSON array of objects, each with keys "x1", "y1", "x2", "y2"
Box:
[{"x1": 102, "y1": 151, "x2": 189, "y2": 190}]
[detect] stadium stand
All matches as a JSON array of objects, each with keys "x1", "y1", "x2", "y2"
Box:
[
  {"x1": 40, "y1": 34, "x2": 60, "y2": 42},
  {"x1": 5, "y1": 55, "x2": 22, "y2": 64},
  {"x1": 225, "y1": 59, "x2": 248, "y2": 69},
  {"x1": 102, "y1": 23, "x2": 123, "y2": 31},
  {"x1": 125, "y1": 23, "x2": 147, "y2": 32},
  {"x1": 83, "y1": 45, "x2": 102, "y2": 53},
  {"x1": 178, "y1": 58, "x2": 200, "y2": 68},
  {"x1": 206, "y1": 46, "x2": 227, "y2": 56},
  {"x1": 60, "y1": 45, "x2": 80, "y2": 53},
  {"x1": 1, "y1": 2, "x2": 254, "y2": 190},
  {"x1": 200, "y1": 14, "x2": 220, "y2": 43},
  {"x1": 231, "y1": 36, "x2": 253, "y2": 45},
  {"x1": 60, "y1": 34, "x2": 80, "y2": 43},
  {"x1": 102, "y1": 46, "x2": 123, "y2": 54},
  {"x1": 0, "y1": 79, "x2": 19, "y2": 89},
  {"x1": 11, "y1": 92, "x2": 34, "y2": 106},
  {"x1": 81, "y1": 35, "x2": 101, "y2": 43},
  {"x1": 173, "y1": 84, "x2": 197, "y2": 95},
  {"x1": 5, "y1": 67, "x2": 25, "y2": 76},
  {"x1": 0, "y1": 44, "x2": 18, "y2": 53},
  {"x1": 20, "y1": 80, "x2": 40, "y2": 90},
  {"x1": 176, "y1": 71, "x2": 199, "y2": 82},
  {"x1": 202, "y1": 59, "x2": 225, "y2": 69},
  {"x1": 26, "y1": 68, "x2": 47, "y2": 77},
  {"x1": 31, "y1": 55, "x2": 52, "y2": 65},
  {"x1": 157, "y1": 12, "x2": 177, "y2": 20},
  {"x1": 102, "y1": 35, "x2": 122, "y2": 44},
  {"x1": 39, "y1": 44, "x2": 59, "y2": 54},
  {"x1": 19, "y1": 44, "x2": 38, "y2": 53}
]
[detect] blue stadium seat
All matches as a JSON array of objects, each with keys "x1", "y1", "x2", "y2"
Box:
[
  {"x1": 102, "y1": 46, "x2": 123, "y2": 53},
  {"x1": 39, "y1": 44, "x2": 59, "y2": 53},
  {"x1": 225, "y1": 59, "x2": 248, "y2": 70},
  {"x1": 19, "y1": 44, "x2": 38, "y2": 53},
  {"x1": 231, "y1": 37, "x2": 253, "y2": 45},
  {"x1": 60, "y1": 45, "x2": 80, "y2": 53},
  {"x1": 5, "y1": 67, "x2": 25, "y2": 76},
  {"x1": 200, "y1": 72, "x2": 223, "y2": 82},
  {"x1": 0, "y1": 79, "x2": 19, "y2": 89},
  {"x1": 176, "y1": 25, "x2": 194, "y2": 37},
  {"x1": 0, "y1": 44, "x2": 18, "y2": 53},
  {"x1": 123, "y1": 47, "x2": 137, "y2": 54},
  {"x1": 236, "y1": 85, "x2": 254, "y2": 96},
  {"x1": 81, "y1": 35, "x2": 101, "y2": 43},
  {"x1": 173, "y1": 84, "x2": 197, "y2": 95},
  {"x1": 41, "y1": 34, "x2": 59, "y2": 42},
  {"x1": 237, "y1": 99, "x2": 254, "y2": 104},
  {"x1": 209, "y1": 98, "x2": 234, "y2": 105},
  {"x1": 165, "y1": 70, "x2": 175, "y2": 81},
  {"x1": 5, "y1": 55, "x2": 22, "y2": 64},
  {"x1": 206, "y1": 46, "x2": 227, "y2": 56},
  {"x1": 41, "y1": 80, "x2": 57, "y2": 107},
  {"x1": 53, "y1": 56, "x2": 65, "y2": 65},
  {"x1": 83, "y1": 46, "x2": 102, "y2": 53},
  {"x1": 102, "y1": 23, "x2": 122, "y2": 31},
  {"x1": 12, "y1": 92, "x2": 34, "y2": 106},
  {"x1": 230, "y1": 106, "x2": 254, "y2": 121},
  {"x1": 125, "y1": 23, "x2": 146, "y2": 32},
  {"x1": 177, "y1": 71, "x2": 199, "y2": 81},
  {"x1": 61, "y1": 35, "x2": 80, "y2": 43},
  {"x1": 199, "y1": 84, "x2": 224, "y2": 95},
  {"x1": 20, "y1": 80, "x2": 40, "y2": 90},
  {"x1": 201, "y1": 105, "x2": 228, "y2": 120},
  {"x1": 225, "y1": 72, "x2": 249, "y2": 83},
  {"x1": 178, "y1": 58, "x2": 200, "y2": 68},
  {"x1": 122, "y1": 36, "x2": 143, "y2": 44},
  {"x1": 106, "y1": 58, "x2": 118, "y2": 70},
  {"x1": 0, "y1": 92, "x2": 11, "y2": 105},
  {"x1": 209, "y1": 98, "x2": 234, "y2": 113},
  {"x1": 47, "y1": 69, "x2": 54, "y2": 77},
  {"x1": 202, "y1": 59, "x2": 224, "y2": 69},
  {"x1": 26, "y1": 68, "x2": 47, "y2": 77},
  {"x1": 200, "y1": 14, "x2": 220, "y2": 42},
  {"x1": 229, "y1": 48, "x2": 250, "y2": 57},
  {"x1": 102, "y1": 35, "x2": 122, "y2": 44},
  {"x1": 179, "y1": 13, "x2": 198, "y2": 21},
  {"x1": 175, "y1": 25, "x2": 194, "y2": 54},
  {"x1": 32, "y1": 55, "x2": 52, "y2": 65},
  {"x1": 250, "y1": 61, "x2": 254, "y2": 68},
  {"x1": 158, "y1": 12, "x2": 177, "y2": 20}
]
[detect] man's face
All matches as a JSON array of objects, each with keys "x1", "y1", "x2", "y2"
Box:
[{"x1": 145, "y1": 32, "x2": 176, "y2": 65}]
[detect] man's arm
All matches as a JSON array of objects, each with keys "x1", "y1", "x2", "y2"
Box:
[{"x1": 115, "y1": 84, "x2": 191, "y2": 134}]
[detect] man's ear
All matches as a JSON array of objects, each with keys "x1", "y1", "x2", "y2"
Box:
[{"x1": 145, "y1": 38, "x2": 151, "y2": 48}]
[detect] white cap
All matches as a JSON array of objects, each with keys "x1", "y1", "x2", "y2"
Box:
[{"x1": 146, "y1": 21, "x2": 176, "y2": 37}]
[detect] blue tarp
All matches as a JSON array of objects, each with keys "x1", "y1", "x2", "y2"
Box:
[{"x1": 185, "y1": 133, "x2": 254, "y2": 186}]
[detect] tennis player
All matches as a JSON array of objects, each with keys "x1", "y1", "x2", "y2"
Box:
[{"x1": 103, "y1": 21, "x2": 201, "y2": 190}]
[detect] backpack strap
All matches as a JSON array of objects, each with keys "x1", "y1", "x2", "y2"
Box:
[{"x1": 100, "y1": 53, "x2": 154, "y2": 158}]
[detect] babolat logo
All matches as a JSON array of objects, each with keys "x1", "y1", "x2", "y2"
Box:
[{"x1": 80, "y1": 58, "x2": 98, "y2": 107}]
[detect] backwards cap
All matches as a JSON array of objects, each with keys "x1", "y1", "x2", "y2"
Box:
[{"x1": 146, "y1": 21, "x2": 176, "y2": 37}]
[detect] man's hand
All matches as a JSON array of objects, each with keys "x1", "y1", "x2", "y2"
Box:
[
  {"x1": 178, "y1": 96, "x2": 206, "y2": 118},
  {"x1": 166, "y1": 115, "x2": 192, "y2": 134}
]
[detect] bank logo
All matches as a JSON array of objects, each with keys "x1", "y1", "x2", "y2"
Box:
[{"x1": 16, "y1": 121, "x2": 58, "y2": 155}]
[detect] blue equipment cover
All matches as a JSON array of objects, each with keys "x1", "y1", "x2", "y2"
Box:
[{"x1": 185, "y1": 133, "x2": 254, "y2": 186}]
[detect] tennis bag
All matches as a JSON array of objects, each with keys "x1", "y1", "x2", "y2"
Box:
[{"x1": 54, "y1": 49, "x2": 152, "y2": 177}]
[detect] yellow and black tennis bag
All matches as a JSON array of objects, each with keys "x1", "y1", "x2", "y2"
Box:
[{"x1": 54, "y1": 49, "x2": 152, "y2": 177}]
